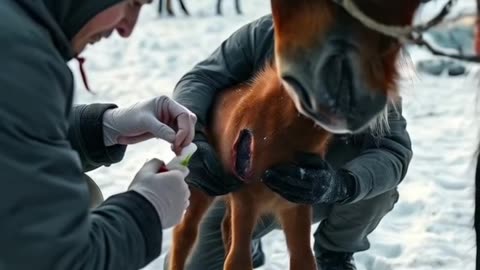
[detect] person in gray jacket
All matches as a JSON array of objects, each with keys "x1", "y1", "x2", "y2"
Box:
[
  {"x1": 164, "y1": 15, "x2": 413, "y2": 270},
  {"x1": 0, "y1": 0, "x2": 198, "y2": 269}
]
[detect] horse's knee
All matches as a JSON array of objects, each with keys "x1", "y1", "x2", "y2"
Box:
[
  {"x1": 173, "y1": 222, "x2": 199, "y2": 243},
  {"x1": 221, "y1": 206, "x2": 232, "y2": 250}
]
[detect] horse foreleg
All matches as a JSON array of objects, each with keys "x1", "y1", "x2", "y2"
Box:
[
  {"x1": 235, "y1": 0, "x2": 242, "y2": 14},
  {"x1": 169, "y1": 187, "x2": 213, "y2": 270},
  {"x1": 278, "y1": 205, "x2": 317, "y2": 270},
  {"x1": 158, "y1": 0, "x2": 163, "y2": 14},
  {"x1": 221, "y1": 199, "x2": 232, "y2": 256},
  {"x1": 216, "y1": 0, "x2": 223, "y2": 15},
  {"x1": 178, "y1": 0, "x2": 190, "y2": 15},
  {"x1": 166, "y1": 0, "x2": 174, "y2": 16},
  {"x1": 224, "y1": 190, "x2": 258, "y2": 270}
]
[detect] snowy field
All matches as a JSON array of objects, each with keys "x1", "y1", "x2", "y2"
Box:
[{"x1": 72, "y1": 1, "x2": 479, "y2": 269}]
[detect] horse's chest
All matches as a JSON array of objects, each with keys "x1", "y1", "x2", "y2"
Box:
[{"x1": 247, "y1": 182, "x2": 298, "y2": 214}]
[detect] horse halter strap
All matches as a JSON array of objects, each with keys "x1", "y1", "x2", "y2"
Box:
[{"x1": 332, "y1": 0, "x2": 480, "y2": 63}]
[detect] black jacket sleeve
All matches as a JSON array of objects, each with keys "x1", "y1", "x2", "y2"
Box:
[
  {"x1": 68, "y1": 104, "x2": 127, "y2": 172},
  {"x1": 342, "y1": 99, "x2": 413, "y2": 203}
]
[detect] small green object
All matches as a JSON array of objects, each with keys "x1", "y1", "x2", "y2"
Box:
[
  {"x1": 180, "y1": 154, "x2": 193, "y2": 167},
  {"x1": 166, "y1": 144, "x2": 198, "y2": 170}
]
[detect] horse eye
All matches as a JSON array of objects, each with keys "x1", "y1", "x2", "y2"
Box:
[
  {"x1": 379, "y1": 37, "x2": 400, "y2": 54},
  {"x1": 130, "y1": 0, "x2": 142, "y2": 7}
]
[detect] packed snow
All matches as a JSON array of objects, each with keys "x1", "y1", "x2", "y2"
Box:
[{"x1": 72, "y1": 0, "x2": 479, "y2": 269}]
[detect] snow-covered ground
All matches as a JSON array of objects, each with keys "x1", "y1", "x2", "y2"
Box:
[{"x1": 72, "y1": 0, "x2": 479, "y2": 269}]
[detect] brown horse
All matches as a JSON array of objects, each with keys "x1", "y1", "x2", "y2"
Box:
[
  {"x1": 158, "y1": 0, "x2": 241, "y2": 16},
  {"x1": 168, "y1": 1, "x2": 425, "y2": 270}
]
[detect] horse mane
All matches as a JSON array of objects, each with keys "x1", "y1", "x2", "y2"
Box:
[{"x1": 367, "y1": 97, "x2": 399, "y2": 138}]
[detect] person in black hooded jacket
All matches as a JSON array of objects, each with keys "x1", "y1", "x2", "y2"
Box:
[{"x1": 0, "y1": 0, "x2": 198, "y2": 269}]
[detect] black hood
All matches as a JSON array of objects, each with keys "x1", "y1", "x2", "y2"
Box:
[{"x1": 16, "y1": 0, "x2": 124, "y2": 60}]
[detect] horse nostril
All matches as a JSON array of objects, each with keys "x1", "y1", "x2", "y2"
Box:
[
  {"x1": 283, "y1": 76, "x2": 313, "y2": 110},
  {"x1": 233, "y1": 129, "x2": 254, "y2": 181},
  {"x1": 322, "y1": 54, "x2": 354, "y2": 113}
]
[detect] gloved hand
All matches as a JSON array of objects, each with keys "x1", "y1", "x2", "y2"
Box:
[
  {"x1": 129, "y1": 158, "x2": 190, "y2": 229},
  {"x1": 102, "y1": 96, "x2": 197, "y2": 155},
  {"x1": 185, "y1": 137, "x2": 243, "y2": 196},
  {"x1": 262, "y1": 152, "x2": 357, "y2": 205}
]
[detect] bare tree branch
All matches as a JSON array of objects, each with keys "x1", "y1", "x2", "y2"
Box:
[{"x1": 332, "y1": 0, "x2": 480, "y2": 63}]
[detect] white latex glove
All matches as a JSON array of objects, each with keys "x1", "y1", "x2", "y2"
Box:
[
  {"x1": 103, "y1": 96, "x2": 197, "y2": 154},
  {"x1": 129, "y1": 158, "x2": 190, "y2": 229}
]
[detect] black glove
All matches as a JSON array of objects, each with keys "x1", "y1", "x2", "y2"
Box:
[
  {"x1": 262, "y1": 152, "x2": 357, "y2": 205},
  {"x1": 186, "y1": 135, "x2": 243, "y2": 196}
]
